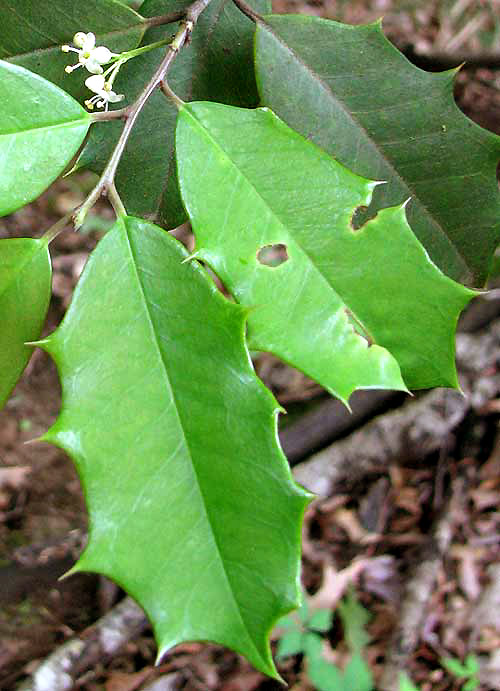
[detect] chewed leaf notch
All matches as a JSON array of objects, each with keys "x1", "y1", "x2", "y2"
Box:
[
  {"x1": 176, "y1": 102, "x2": 476, "y2": 401},
  {"x1": 255, "y1": 14, "x2": 500, "y2": 286}
]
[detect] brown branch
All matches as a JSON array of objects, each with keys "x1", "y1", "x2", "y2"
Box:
[
  {"x1": 231, "y1": 0, "x2": 264, "y2": 23},
  {"x1": 292, "y1": 317, "x2": 500, "y2": 495},
  {"x1": 74, "y1": 0, "x2": 214, "y2": 227},
  {"x1": 145, "y1": 11, "x2": 186, "y2": 28},
  {"x1": 17, "y1": 597, "x2": 149, "y2": 691}
]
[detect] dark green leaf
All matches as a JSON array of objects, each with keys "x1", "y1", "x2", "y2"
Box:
[
  {"x1": 0, "y1": 61, "x2": 91, "y2": 216},
  {"x1": 255, "y1": 15, "x2": 500, "y2": 285},
  {"x1": 2, "y1": 0, "x2": 145, "y2": 102},
  {"x1": 40, "y1": 216, "x2": 310, "y2": 678},
  {"x1": 0, "y1": 238, "x2": 51, "y2": 409},
  {"x1": 176, "y1": 102, "x2": 476, "y2": 396},
  {"x1": 74, "y1": 0, "x2": 270, "y2": 228}
]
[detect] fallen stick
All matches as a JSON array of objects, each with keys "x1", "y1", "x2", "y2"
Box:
[
  {"x1": 17, "y1": 597, "x2": 148, "y2": 691},
  {"x1": 378, "y1": 479, "x2": 465, "y2": 691}
]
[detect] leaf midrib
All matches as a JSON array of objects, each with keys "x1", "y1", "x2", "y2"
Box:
[
  {"x1": 257, "y1": 16, "x2": 468, "y2": 277},
  {"x1": 121, "y1": 220, "x2": 266, "y2": 666}
]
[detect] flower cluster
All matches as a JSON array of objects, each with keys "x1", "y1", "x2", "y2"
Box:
[
  {"x1": 61, "y1": 32, "x2": 116, "y2": 75},
  {"x1": 62, "y1": 32, "x2": 124, "y2": 111}
]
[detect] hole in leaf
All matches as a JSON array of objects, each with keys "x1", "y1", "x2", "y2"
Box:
[
  {"x1": 257, "y1": 243, "x2": 289, "y2": 267},
  {"x1": 496, "y1": 160, "x2": 500, "y2": 189},
  {"x1": 350, "y1": 205, "x2": 370, "y2": 230}
]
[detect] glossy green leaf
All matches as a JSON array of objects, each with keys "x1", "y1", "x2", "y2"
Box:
[
  {"x1": 177, "y1": 102, "x2": 476, "y2": 398},
  {"x1": 0, "y1": 238, "x2": 51, "y2": 409},
  {"x1": 0, "y1": 61, "x2": 91, "y2": 216},
  {"x1": 255, "y1": 15, "x2": 500, "y2": 286},
  {"x1": 40, "y1": 216, "x2": 310, "y2": 678},
  {"x1": 74, "y1": 0, "x2": 270, "y2": 228},
  {"x1": 1, "y1": 0, "x2": 145, "y2": 102}
]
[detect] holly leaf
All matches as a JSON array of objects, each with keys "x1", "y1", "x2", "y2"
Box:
[
  {"x1": 1, "y1": 0, "x2": 145, "y2": 102},
  {"x1": 0, "y1": 61, "x2": 91, "y2": 216},
  {"x1": 176, "y1": 102, "x2": 476, "y2": 399},
  {"x1": 39, "y1": 216, "x2": 310, "y2": 678},
  {"x1": 0, "y1": 238, "x2": 51, "y2": 409},
  {"x1": 73, "y1": 0, "x2": 270, "y2": 228},
  {"x1": 255, "y1": 15, "x2": 500, "y2": 286}
]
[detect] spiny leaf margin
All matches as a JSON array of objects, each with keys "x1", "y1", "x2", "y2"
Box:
[
  {"x1": 255, "y1": 14, "x2": 500, "y2": 286},
  {"x1": 36, "y1": 216, "x2": 311, "y2": 678},
  {"x1": 176, "y1": 101, "x2": 476, "y2": 397}
]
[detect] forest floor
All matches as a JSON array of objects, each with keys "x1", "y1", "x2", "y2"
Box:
[{"x1": 1, "y1": 1, "x2": 499, "y2": 690}]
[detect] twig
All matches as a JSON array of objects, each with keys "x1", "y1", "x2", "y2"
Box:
[
  {"x1": 17, "y1": 597, "x2": 149, "y2": 691},
  {"x1": 138, "y1": 674, "x2": 182, "y2": 691},
  {"x1": 145, "y1": 11, "x2": 186, "y2": 28},
  {"x1": 231, "y1": 0, "x2": 264, "y2": 23},
  {"x1": 74, "y1": 0, "x2": 214, "y2": 228}
]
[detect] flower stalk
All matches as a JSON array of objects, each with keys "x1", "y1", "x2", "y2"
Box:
[{"x1": 73, "y1": 0, "x2": 214, "y2": 227}]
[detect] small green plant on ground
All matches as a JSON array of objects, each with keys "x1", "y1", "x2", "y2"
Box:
[
  {"x1": 275, "y1": 589, "x2": 373, "y2": 690},
  {"x1": 277, "y1": 592, "x2": 482, "y2": 690},
  {"x1": 0, "y1": 0, "x2": 499, "y2": 679},
  {"x1": 441, "y1": 654, "x2": 481, "y2": 691},
  {"x1": 399, "y1": 654, "x2": 481, "y2": 691}
]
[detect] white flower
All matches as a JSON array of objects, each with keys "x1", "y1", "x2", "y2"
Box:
[
  {"x1": 61, "y1": 32, "x2": 116, "y2": 74},
  {"x1": 84, "y1": 74, "x2": 124, "y2": 111}
]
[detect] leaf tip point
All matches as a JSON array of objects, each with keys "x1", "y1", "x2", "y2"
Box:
[
  {"x1": 58, "y1": 563, "x2": 80, "y2": 582},
  {"x1": 23, "y1": 434, "x2": 45, "y2": 447}
]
